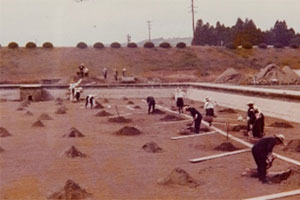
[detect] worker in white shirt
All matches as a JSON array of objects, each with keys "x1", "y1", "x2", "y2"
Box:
[
  {"x1": 174, "y1": 88, "x2": 185, "y2": 114},
  {"x1": 204, "y1": 97, "x2": 216, "y2": 117},
  {"x1": 69, "y1": 79, "x2": 82, "y2": 101}
]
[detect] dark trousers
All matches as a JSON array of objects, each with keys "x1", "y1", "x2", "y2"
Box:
[
  {"x1": 85, "y1": 97, "x2": 94, "y2": 108},
  {"x1": 75, "y1": 92, "x2": 80, "y2": 101},
  {"x1": 194, "y1": 118, "x2": 201, "y2": 134},
  {"x1": 252, "y1": 149, "x2": 267, "y2": 182},
  {"x1": 206, "y1": 108, "x2": 214, "y2": 117},
  {"x1": 176, "y1": 98, "x2": 184, "y2": 114},
  {"x1": 148, "y1": 103, "x2": 155, "y2": 114}
]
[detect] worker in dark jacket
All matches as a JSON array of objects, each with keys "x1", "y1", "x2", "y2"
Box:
[
  {"x1": 146, "y1": 96, "x2": 156, "y2": 114},
  {"x1": 186, "y1": 107, "x2": 202, "y2": 134},
  {"x1": 247, "y1": 101, "x2": 256, "y2": 137},
  {"x1": 252, "y1": 134, "x2": 285, "y2": 183},
  {"x1": 252, "y1": 107, "x2": 265, "y2": 138}
]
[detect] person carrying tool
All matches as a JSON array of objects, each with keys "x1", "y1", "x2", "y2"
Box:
[
  {"x1": 186, "y1": 106, "x2": 202, "y2": 134},
  {"x1": 174, "y1": 88, "x2": 185, "y2": 114},
  {"x1": 247, "y1": 101, "x2": 256, "y2": 137},
  {"x1": 146, "y1": 96, "x2": 156, "y2": 114},
  {"x1": 251, "y1": 134, "x2": 285, "y2": 184}
]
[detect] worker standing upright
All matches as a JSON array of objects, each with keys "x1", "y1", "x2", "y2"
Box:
[
  {"x1": 252, "y1": 107, "x2": 265, "y2": 138},
  {"x1": 146, "y1": 96, "x2": 156, "y2": 114},
  {"x1": 174, "y1": 88, "x2": 185, "y2": 114},
  {"x1": 69, "y1": 79, "x2": 82, "y2": 102},
  {"x1": 247, "y1": 101, "x2": 256, "y2": 137},
  {"x1": 114, "y1": 68, "x2": 118, "y2": 81},
  {"x1": 122, "y1": 68, "x2": 126, "y2": 77},
  {"x1": 103, "y1": 67, "x2": 107, "y2": 80}
]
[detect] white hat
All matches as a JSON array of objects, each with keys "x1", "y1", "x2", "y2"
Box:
[
  {"x1": 275, "y1": 134, "x2": 286, "y2": 145},
  {"x1": 205, "y1": 96, "x2": 210, "y2": 100},
  {"x1": 247, "y1": 101, "x2": 254, "y2": 105}
]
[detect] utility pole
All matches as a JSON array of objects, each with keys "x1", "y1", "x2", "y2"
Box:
[
  {"x1": 146, "y1": 20, "x2": 152, "y2": 41},
  {"x1": 191, "y1": 0, "x2": 195, "y2": 37},
  {"x1": 127, "y1": 34, "x2": 131, "y2": 44}
]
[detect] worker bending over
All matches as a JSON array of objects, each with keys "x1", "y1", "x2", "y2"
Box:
[{"x1": 186, "y1": 106, "x2": 202, "y2": 134}]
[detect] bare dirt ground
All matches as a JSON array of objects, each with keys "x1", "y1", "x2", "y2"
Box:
[{"x1": 1, "y1": 97, "x2": 300, "y2": 199}]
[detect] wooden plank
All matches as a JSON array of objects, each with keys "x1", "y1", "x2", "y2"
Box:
[
  {"x1": 244, "y1": 189, "x2": 300, "y2": 200},
  {"x1": 171, "y1": 131, "x2": 217, "y2": 140},
  {"x1": 190, "y1": 149, "x2": 251, "y2": 163}
]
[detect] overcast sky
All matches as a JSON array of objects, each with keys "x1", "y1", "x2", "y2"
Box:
[{"x1": 0, "y1": 0, "x2": 299, "y2": 46}]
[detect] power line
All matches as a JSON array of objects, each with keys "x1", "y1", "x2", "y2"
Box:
[{"x1": 146, "y1": 20, "x2": 152, "y2": 41}]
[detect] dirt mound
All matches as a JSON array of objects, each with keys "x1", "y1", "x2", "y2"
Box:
[
  {"x1": 24, "y1": 111, "x2": 33, "y2": 116},
  {"x1": 256, "y1": 64, "x2": 295, "y2": 84},
  {"x1": 55, "y1": 106, "x2": 68, "y2": 114},
  {"x1": 114, "y1": 126, "x2": 142, "y2": 136},
  {"x1": 122, "y1": 97, "x2": 129, "y2": 101},
  {"x1": 38, "y1": 113, "x2": 53, "y2": 120},
  {"x1": 103, "y1": 98, "x2": 109, "y2": 103},
  {"x1": 16, "y1": 106, "x2": 25, "y2": 111},
  {"x1": 160, "y1": 114, "x2": 185, "y2": 121},
  {"x1": 269, "y1": 121, "x2": 293, "y2": 128},
  {"x1": 133, "y1": 105, "x2": 141, "y2": 109},
  {"x1": 95, "y1": 110, "x2": 112, "y2": 117},
  {"x1": 214, "y1": 142, "x2": 240, "y2": 151},
  {"x1": 128, "y1": 101, "x2": 134, "y2": 105},
  {"x1": 41, "y1": 89, "x2": 54, "y2": 101},
  {"x1": 55, "y1": 98, "x2": 64, "y2": 105},
  {"x1": 284, "y1": 140, "x2": 300, "y2": 152},
  {"x1": 62, "y1": 146, "x2": 87, "y2": 158},
  {"x1": 63, "y1": 127, "x2": 85, "y2": 138},
  {"x1": 281, "y1": 167, "x2": 300, "y2": 187},
  {"x1": 218, "y1": 108, "x2": 236, "y2": 113},
  {"x1": 0, "y1": 127, "x2": 11, "y2": 137},
  {"x1": 48, "y1": 179, "x2": 92, "y2": 199},
  {"x1": 215, "y1": 68, "x2": 248, "y2": 84},
  {"x1": 20, "y1": 100, "x2": 31, "y2": 107},
  {"x1": 282, "y1": 66, "x2": 300, "y2": 84},
  {"x1": 142, "y1": 142, "x2": 163, "y2": 153},
  {"x1": 94, "y1": 101, "x2": 104, "y2": 109},
  {"x1": 108, "y1": 116, "x2": 132, "y2": 123},
  {"x1": 158, "y1": 167, "x2": 199, "y2": 188},
  {"x1": 0, "y1": 146, "x2": 4, "y2": 153},
  {"x1": 152, "y1": 109, "x2": 166, "y2": 114},
  {"x1": 231, "y1": 125, "x2": 247, "y2": 132},
  {"x1": 32, "y1": 120, "x2": 45, "y2": 127}
]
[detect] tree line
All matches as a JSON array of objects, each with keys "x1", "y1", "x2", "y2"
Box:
[{"x1": 192, "y1": 18, "x2": 300, "y2": 47}]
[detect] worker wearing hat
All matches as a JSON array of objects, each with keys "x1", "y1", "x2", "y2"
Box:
[
  {"x1": 247, "y1": 101, "x2": 256, "y2": 137},
  {"x1": 251, "y1": 134, "x2": 286, "y2": 184}
]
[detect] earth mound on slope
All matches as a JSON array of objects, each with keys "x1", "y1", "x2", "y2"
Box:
[
  {"x1": 269, "y1": 121, "x2": 293, "y2": 128},
  {"x1": 218, "y1": 108, "x2": 236, "y2": 113},
  {"x1": 95, "y1": 110, "x2": 112, "y2": 117},
  {"x1": 282, "y1": 66, "x2": 300, "y2": 84},
  {"x1": 142, "y1": 142, "x2": 163, "y2": 153},
  {"x1": 48, "y1": 179, "x2": 92, "y2": 199},
  {"x1": 108, "y1": 116, "x2": 132, "y2": 123},
  {"x1": 160, "y1": 114, "x2": 185, "y2": 121},
  {"x1": 114, "y1": 126, "x2": 142, "y2": 136},
  {"x1": 214, "y1": 142, "x2": 240, "y2": 151},
  {"x1": 284, "y1": 140, "x2": 300, "y2": 152},
  {"x1": 32, "y1": 120, "x2": 45, "y2": 127},
  {"x1": 0, "y1": 127, "x2": 12, "y2": 137},
  {"x1": 158, "y1": 167, "x2": 199, "y2": 188},
  {"x1": 38, "y1": 113, "x2": 53, "y2": 120},
  {"x1": 152, "y1": 109, "x2": 166, "y2": 114},
  {"x1": 55, "y1": 106, "x2": 68, "y2": 114},
  {"x1": 215, "y1": 68, "x2": 248, "y2": 84},
  {"x1": 62, "y1": 146, "x2": 87, "y2": 158},
  {"x1": 63, "y1": 127, "x2": 85, "y2": 138},
  {"x1": 255, "y1": 64, "x2": 295, "y2": 84},
  {"x1": 94, "y1": 102, "x2": 104, "y2": 109}
]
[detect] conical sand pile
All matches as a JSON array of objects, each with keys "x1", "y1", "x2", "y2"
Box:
[
  {"x1": 62, "y1": 146, "x2": 87, "y2": 158},
  {"x1": 24, "y1": 111, "x2": 34, "y2": 116},
  {"x1": 20, "y1": 100, "x2": 31, "y2": 107},
  {"x1": 284, "y1": 140, "x2": 300, "y2": 152},
  {"x1": 0, "y1": 127, "x2": 12, "y2": 137},
  {"x1": 218, "y1": 108, "x2": 236, "y2": 113},
  {"x1": 48, "y1": 179, "x2": 92, "y2": 199},
  {"x1": 55, "y1": 106, "x2": 68, "y2": 114},
  {"x1": 158, "y1": 167, "x2": 199, "y2": 188},
  {"x1": 95, "y1": 110, "x2": 112, "y2": 117},
  {"x1": 55, "y1": 98, "x2": 63, "y2": 105},
  {"x1": 63, "y1": 127, "x2": 85, "y2": 138},
  {"x1": 114, "y1": 126, "x2": 142, "y2": 136},
  {"x1": 94, "y1": 102, "x2": 104, "y2": 109},
  {"x1": 108, "y1": 116, "x2": 132, "y2": 123},
  {"x1": 160, "y1": 115, "x2": 185, "y2": 121},
  {"x1": 142, "y1": 142, "x2": 163, "y2": 153},
  {"x1": 269, "y1": 121, "x2": 293, "y2": 128},
  {"x1": 127, "y1": 101, "x2": 134, "y2": 105},
  {"x1": 16, "y1": 106, "x2": 25, "y2": 111},
  {"x1": 32, "y1": 120, "x2": 45, "y2": 127},
  {"x1": 133, "y1": 105, "x2": 141, "y2": 109},
  {"x1": 38, "y1": 113, "x2": 53, "y2": 120},
  {"x1": 214, "y1": 142, "x2": 240, "y2": 151}
]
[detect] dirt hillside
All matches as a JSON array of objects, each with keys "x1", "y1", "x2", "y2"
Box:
[{"x1": 0, "y1": 47, "x2": 300, "y2": 83}]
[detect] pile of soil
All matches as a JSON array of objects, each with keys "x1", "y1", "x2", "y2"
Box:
[
  {"x1": 0, "y1": 127, "x2": 11, "y2": 137},
  {"x1": 38, "y1": 113, "x2": 53, "y2": 120},
  {"x1": 114, "y1": 126, "x2": 142, "y2": 136},
  {"x1": 231, "y1": 125, "x2": 247, "y2": 132},
  {"x1": 95, "y1": 110, "x2": 112, "y2": 117},
  {"x1": 218, "y1": 108, "x2": 236, "y2": 114},
  {"x1": 284, "y1": 140, "x2": 300, "y2": 152},
  {"x1": 0, "y1": 146, "x2": 4, "y2": 153},
  {"x1": 269, "y1": 121, "x2": 293, "y2": 128},
  {"x1": 152, "y1": 109, "x2": 166, "y2": 115},
  {"x1": 160, "y1": 115, "x2": 185, "y2": 122},
  {"x1": 16, "y1": 106, "x2": 25, "y2": 111},
  {"x1": 48, "y1": 179, "x2": 92, "y2": 199},
  {"x1": 122, "y1": 97, "x2": 129, "y2": 101},
  {"x1": 55, "y1": 106, "x2": 68, "y2": 114},
  {"x1": 282, "y1": 66, "x2": 300, "y2": 84},
  {"x1": 133, "y1": 105, "x2": 141, "y2": 109},
  {"x1": 157, "y1": 167, "x2": 199, "y2": 188},
  {"x1": 94, "y1": 101, "x2": 104, "y2": 109},
  {"x1": 41, "y1": 89, "x2": 54, "y2": 101},
  {"x1": 24, "y1": 111, "x2": 33, "y2": 116},
  {"x1": 128, "y1": 101, "x2": 134, "y2": 105},
  {"x1": 20, "y1": 100, "x2": 31, "y2": 107},
  {"x1": 55, "y1": 98, "x2": 63, "y2": 105},
  {"x1": 214, "y1": 142, "x2": 240, "y2": 151},
  {"x1": 281, "y1": 167, "x2": 300, "y2": 187},
  {"x1": 242, "y1": 168, "x2": 292, "y2": 184},
  {"x1": 103, "y1": 98, "x2": 109, "y2": 103},
  {"x1": 255, "y1": 64, "x2": 295, "y2": 84},
  {"x1": 62, "y1": 146, "x2": 87, "y2": 158},
  {"x1": 142, "y1": 142, "x2": 163, "y2": 153},
  {"x1": 63, "y1": 127, "x2": 85, "y2": 138},
  {"x1": 32, "y1": 120, "x2": 45, "y2": 127},
  {"x1": 215, "y1": 68, "x2": 248, "y2": 84},
  {"x1": 108, "y1": 116, "x2": 132, "y2": 123}
]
